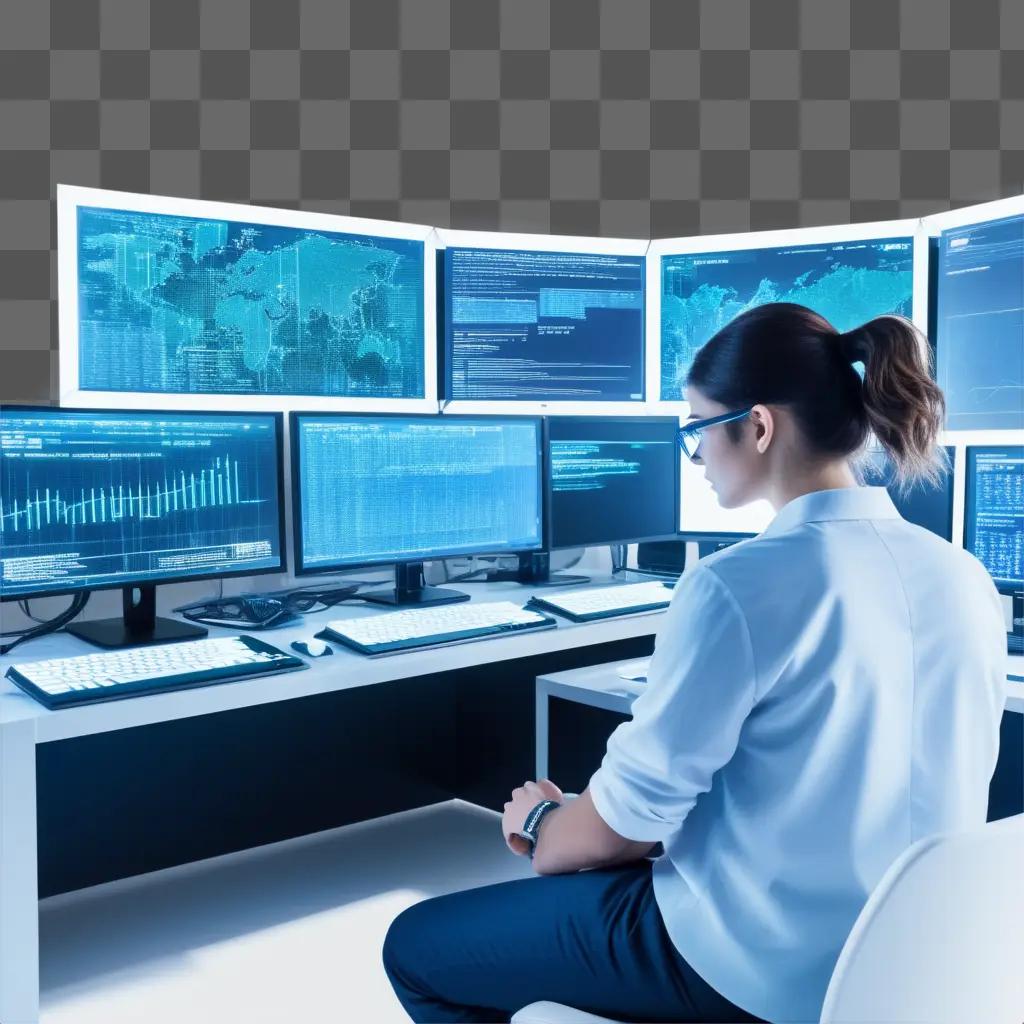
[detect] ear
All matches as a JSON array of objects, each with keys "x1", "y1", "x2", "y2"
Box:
[{"x1": 749, "y1": 404, "x2": 774, "y2": 454}]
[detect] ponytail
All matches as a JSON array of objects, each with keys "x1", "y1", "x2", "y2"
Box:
[
  {"x1": 837, "y1": 316, "x2": 947, "y2": 492},
  {"x1": 687, "y1": 303, "x2": 947, "y2": 492}
]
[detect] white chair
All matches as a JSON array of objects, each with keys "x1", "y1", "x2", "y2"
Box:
[{"x1": 512, "y1": 813, "x2": 1024, "y2": 1024}]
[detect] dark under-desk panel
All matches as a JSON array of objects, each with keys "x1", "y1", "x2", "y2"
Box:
[
  {"x1": 548, "y1": 698, "x2": 630, "y2": 796},
  {"x1": 36, "y1": 671, "x2": 459, "y2": 898},
  {"x1": 35, "y1": 641, "x2": 1018, "y2": 899},
  {"x1": 454, "y1": 635, "x2": 654, "y2": 811},
  {"x1": 36, "y1": 635, "x2": 656, "y2": 899}
]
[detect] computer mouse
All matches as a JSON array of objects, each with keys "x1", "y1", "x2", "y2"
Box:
[{"x1": 291, "y1": 638, "x2": 334, "y2": 658}]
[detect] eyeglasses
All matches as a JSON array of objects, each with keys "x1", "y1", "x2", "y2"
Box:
[{"x1": 676, "y1": 408, "x2": 753, "y2": 461}]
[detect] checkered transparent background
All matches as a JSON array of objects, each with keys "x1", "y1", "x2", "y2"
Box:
[{"x1": 1, "y1": 0, "x2": 1022, "y2": 402}]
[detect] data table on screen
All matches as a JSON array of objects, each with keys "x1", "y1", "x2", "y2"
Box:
[{"x1": 444, "y1": 246, "x2": 646, "y2": 403}]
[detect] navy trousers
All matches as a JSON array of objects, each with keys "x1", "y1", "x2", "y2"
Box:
[{"x1": 382, "y1": 860, "x2": 764, "y2": 1023}]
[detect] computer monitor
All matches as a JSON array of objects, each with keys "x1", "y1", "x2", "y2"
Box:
[
  {"x1": 0, "y1": 406, "x2": 286, "y2": 647},
  {"x1": 57, "y1": 185, "x2": 438, "y2": 412},
  {"x1": 649, "y1": 220, "x2": 924, "y2": 406},
  {"x1": 678, "y1": 451, "x2": 774, "y2": 542},
  {"x1": 679, "y1": 446, "x2": 956, "y2": 543},
  {"x1": 861, "y1": 446, "x2": 956, "y2": 540},
  {"x1": 290, "y1": 413, "x2": 543, "y2": 605},
  {"x1": 547, "y1": 417, "x2": 679, "y2": 550},
  {"x1": 932, "y1": 201, "x2": 1024, "y2": 430},
  {"x1": 964, "y1": 446, "x2": 1023, "y2": 592},
  {"x1": 496, "y1": 416, "x2": 679, "y2": 587},
  {"x1": 437, "y1": 229, "x2": 647, "y2": 414}
]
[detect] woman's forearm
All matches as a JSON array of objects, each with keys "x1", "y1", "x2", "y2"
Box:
[{"x1": 531, "y1": 789, "x2": 657, "y2": 875}]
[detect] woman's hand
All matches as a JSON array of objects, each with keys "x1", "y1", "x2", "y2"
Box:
[{"x1": 502, "y1": 778, "x2": 563, "y2": 855}]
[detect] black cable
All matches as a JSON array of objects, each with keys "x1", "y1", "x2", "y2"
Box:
[
  {"x1": 174, "y1": 585, "x2": 367, "y2": 628},
  {"x1": 0, "y1": 623, "x2": 34, "y2": 637},
  {"x1": 2, "y1": 596, "x2": 78, "y2": 637},
  {"x1": 612, "y1": 566, "x2": 682, "y2": 582},
  {"x1": 19, "y1": 599, "x2": 51, "y2": 625},
  {"x1": 1, "y1": 599, "x2": 53, "y2": 635},
  {"x1": 266, "y1": 579, "x2": 376, "y2": 596},
  {"x1": 268, "y1": 584, "x2": 367, "y2": 612},
  {"x1": 443, "y1": 566, "x2": 493, "y2": 584},
  {"x1": 0, "y1": 592, "x2": 90, "y2": 656}
]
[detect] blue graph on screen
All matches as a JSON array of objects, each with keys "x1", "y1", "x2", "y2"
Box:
[
  {"x1": 936, "y1": 213, "x2": 1024, "y2": 430},
  {"x1": 0, "y1": 411, "x2": 283, "y2": 597},
  {"x1": 660, "y1": 237, "x2": 915, "y2": 400},
  {"x1": 76, "y1": 206, "x2": 426, "y2": 398},
  {"x1": 296, "y1": 416, "x2": 542, "y2": 568},
  {"x1": 445, "y1": 247, "x2": 645, "y2": 401}
]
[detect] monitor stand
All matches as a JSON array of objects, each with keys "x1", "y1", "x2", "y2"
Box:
[
  {"x1": 66, "y1": 585, "x2": 208, "y2": 649},
  {"x1": 360, "y1": 562, "x2": 470, "y2": 607},
  {"x1": 485, "y1": 552, "x2": 590, "y2": 588}
]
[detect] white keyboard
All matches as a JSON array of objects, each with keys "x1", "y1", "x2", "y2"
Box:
[
  {"x1": 5, "y1": 635, "x2": 305, "y2": 709},
  {"x1": 528, "y1": 581, "x2": 673, "y2": 622},
  {"x1": 322, "y1": 600, "x2": 556, "y2": 655}
]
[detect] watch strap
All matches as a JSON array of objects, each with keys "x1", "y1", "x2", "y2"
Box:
[{"x1": 519, "y1": 799, "x2": 560, "y2": 858}]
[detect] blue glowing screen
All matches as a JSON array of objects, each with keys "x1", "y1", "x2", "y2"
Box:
[
  {"x1": 0, "y1": 408, "x2": 283, "y2": 597},
  {"x1": 445, "y1": 247, "x2": 645, "y2": 401},
  {"x1": 547, "y1": 417, "x2": 678, "y2": 548},
  {"x1": 294, "y1": 414, "x2": 542, "y2": 569},
  {"x1": 936, "y1": 213, "x2": 1024, "y2": 430},
  {"x1": 660, "y1": 236, "x2": 915, "y2": 400},
  {"x1": 965, "y1": 446, "x2": 1023, "y2": 589},
  {"x1": 76, "y1": 206, "x2": 425, "y2": 398}
]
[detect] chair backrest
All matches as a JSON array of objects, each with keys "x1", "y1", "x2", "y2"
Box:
[{"x1": 820, "y1": 813, "x2": 1024, "y2": 1024}]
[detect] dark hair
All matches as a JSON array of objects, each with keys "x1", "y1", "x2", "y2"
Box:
[{"x1": 685, "y1": 302, "x2": 947, "y2": 491}]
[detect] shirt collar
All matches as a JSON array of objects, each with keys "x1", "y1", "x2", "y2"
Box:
[{"x1": 762, "y1": 486, "x2": 900, "y2": 538}]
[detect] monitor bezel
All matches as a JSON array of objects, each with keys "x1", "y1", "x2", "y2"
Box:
[
  {"x1": 57, "y1": 184, "x2": 440, "y2": 413},
  {"x1": 647, "y1": 217, "x2": 929, "y2": 413},
  {"x1": 289, "y1": 410, "x2": 546, "y2": 576},
  {"x1": 920, "y1": 193, "x2": 1024, "y2": 236},
  {"x1": 963, "y1": 442, "x2": 1024, "y2": 594},
  {"x1": 0, "y1": 404, "x2": 288, "y2": 602},
  {"x1": 543, "y1": 414, "x2": 682, "y2": 551},
  {"x1": 435, "y1": 227, "x2": 650, "y2": 416}
]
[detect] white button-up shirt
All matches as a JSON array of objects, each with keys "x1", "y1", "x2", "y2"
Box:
[{"x1": 588, "y1": 486, "x2": 1007, "y2": 1023}]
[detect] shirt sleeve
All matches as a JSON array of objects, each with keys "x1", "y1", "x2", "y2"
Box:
[{"x1": 588, "y1": 564, "x2": 758, "y2": 843}]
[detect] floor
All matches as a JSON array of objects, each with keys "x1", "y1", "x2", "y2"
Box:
[{"x1": 38, "y1": 800, "x2": 534, "y2": 1024}]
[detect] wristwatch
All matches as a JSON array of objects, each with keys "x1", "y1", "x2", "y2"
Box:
[{"x1": 517, "y1": 799, "x2": 560, "y2": 858}]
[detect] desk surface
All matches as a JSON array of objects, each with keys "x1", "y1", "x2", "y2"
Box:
[
  {"x1": 5, "y1": 588, "x2": 1021, "y2": 743},
  {"x1": 0, "y1": 578, "x2": 663, "y2": 743}
]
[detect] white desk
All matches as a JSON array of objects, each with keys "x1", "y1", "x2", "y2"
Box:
[
  {"x1": 0, "y1": 579, "x2": 662, "y2": 1024},
  {"x1": 536, "y1": 654, "x2": 1024, "y2": 779},
  {"x1": 2, "y1": 592, "x2": 1017, "y2": 1024}
]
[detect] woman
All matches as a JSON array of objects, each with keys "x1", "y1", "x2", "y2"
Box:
[{"x1": 382, "y1": 303, "x2": 1007, "y2": 1024}]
